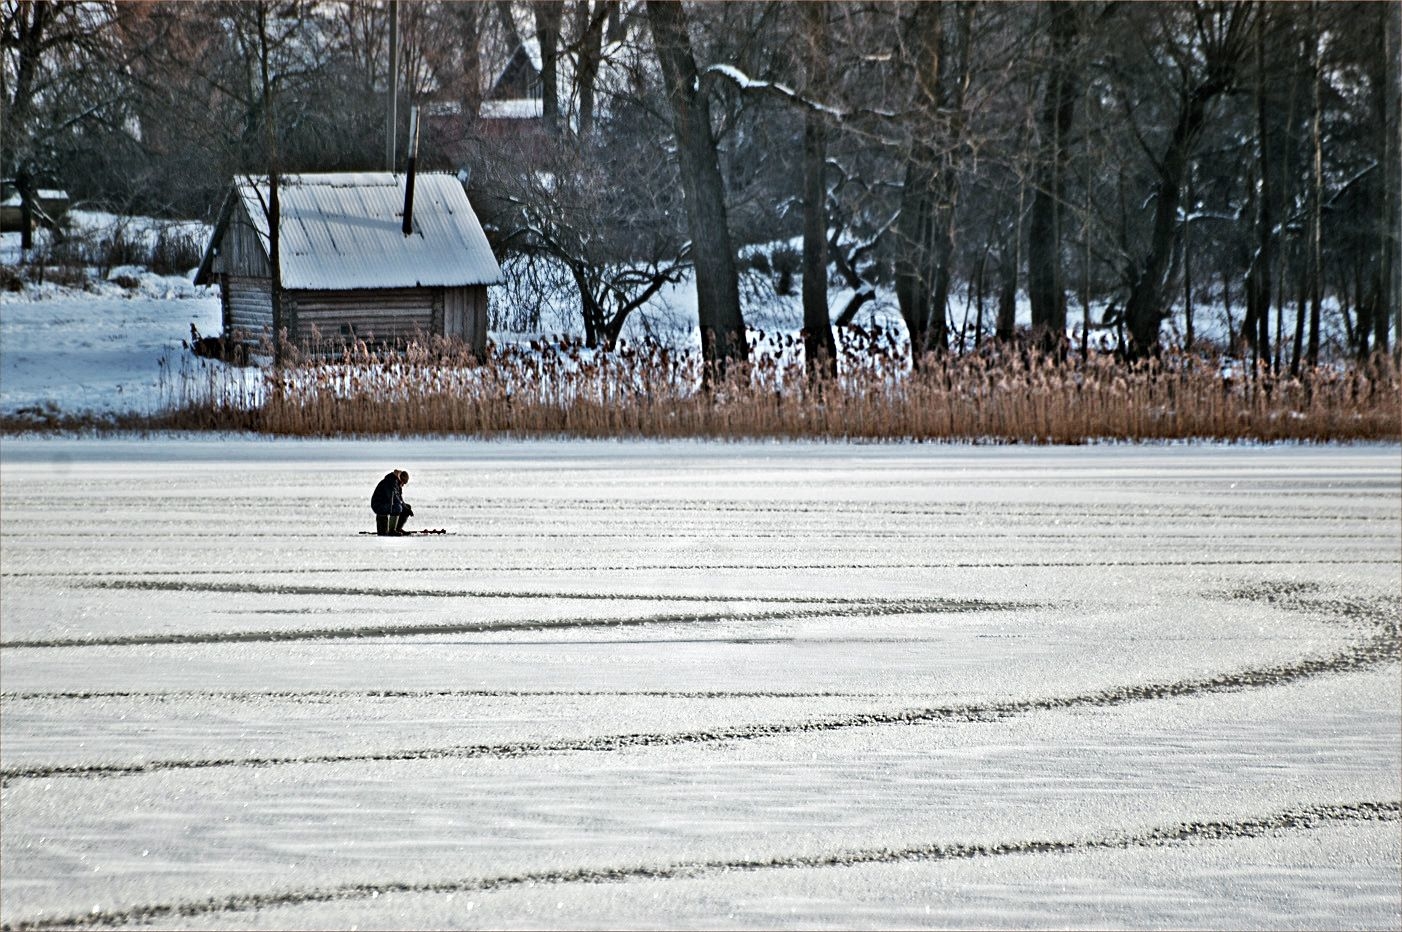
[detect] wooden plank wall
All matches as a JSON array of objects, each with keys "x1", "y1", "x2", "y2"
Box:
[
  {"x1": 213, "y1": 203, "x2": 271, "y2": 279},
  {"x1": 446, "y1": 285, "x2": 490, "y2": 356}
]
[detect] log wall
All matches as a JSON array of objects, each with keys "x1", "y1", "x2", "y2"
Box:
[
  {"x1": 288, "y1": 288, "x2": 438, "y2": 345},
  {"x1": 223, "y1": 275, "x2": 275, "y2": 344}
]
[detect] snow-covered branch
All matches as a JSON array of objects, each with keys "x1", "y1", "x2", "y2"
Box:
[{"x1": 701, "y1": 63, "x2": 845, "y2": 119}]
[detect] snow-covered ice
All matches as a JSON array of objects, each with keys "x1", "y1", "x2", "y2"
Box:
[
  {"x1": 1, "y1": 438, "x2": 1398, "y2": 929},
  {"x1": 0, "y1": 277, "x2": 221, "y2": 417}
]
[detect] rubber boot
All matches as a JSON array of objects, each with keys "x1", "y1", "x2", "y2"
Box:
[
  {"x1": 376, "y1": 514, "x2": 391, "y2": 536},
  {"x1": 394, "y1": 514, "x2": 410, "y2": 535}
]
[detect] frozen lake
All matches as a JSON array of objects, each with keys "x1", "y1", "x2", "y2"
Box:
[{"x1": 1, "y1": 438, "x2": 1398, "y2": 930}]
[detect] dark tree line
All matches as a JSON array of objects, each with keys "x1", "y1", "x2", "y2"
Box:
[{"x1": 4, "y1": 1, "x2": 1398, "y2": 371}]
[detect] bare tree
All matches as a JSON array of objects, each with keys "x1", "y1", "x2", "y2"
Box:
[
  {"x1": 798, "y1": 2, "x2": 836, "y2": 381},
  {"x1": 645, "y1": 0, "x2": 746, "y2": 378},
  {"x1": 533, "y1": 0, "x2": 562, "y2": 135},
  {"x1": 3, "y1": 0, "x2": 130, "y2": 234},
  {"x1": 1120, "y1": 2, "x2": 1254, "y2": 358},
  {"x1": 10, "y1": 0, "x2": 1394, "y2": 369},
  {"x1": 1026, "y1": 0, "x2": 1082, "y2": 353},
  {"x1": 488, "y1": 136, "x2": 690, "y2": 349},
  {"x1": 892, "y1": 1, "x2": 974, "y2": 361},
  {"x1": 892, "y1": 2, "x2": 945, "y2": 359},
  {"x1": 1243, "y1": 7, "x2": 1273, "y2": 368},
  {"x1": 253, "y1": 1, "x2": 285, "y2": 362},
  {"x1": 1379, "y1": 0, "x2": 1400, "y2": 356},
  {"x1": 571, "y1": 0, "x2": 613, "y2": 140},
  {"x1": 1304, "y1": 1, "x2": 1323, "y2": 370}
]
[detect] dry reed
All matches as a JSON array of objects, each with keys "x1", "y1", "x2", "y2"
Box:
[{"x1": 119, "y1": 329, "x2": 1399, "y2": 444}]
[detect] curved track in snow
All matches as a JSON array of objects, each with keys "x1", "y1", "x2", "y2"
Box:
[{"x1": 3, "y1": 801, "x2": 1395, "y2": 932}]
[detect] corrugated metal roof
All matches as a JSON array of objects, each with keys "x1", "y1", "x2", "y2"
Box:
[{"x1": 232, "y1": 172, "x2": 501, "y2": 290}]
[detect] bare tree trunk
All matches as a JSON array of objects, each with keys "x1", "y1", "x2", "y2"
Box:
[
  {"x1": 575, "y1": 270, "x2": 602, "y2": 348},
  {"x1": 1183, "y1": 175, "x2": 1194, "y2": 351},
  {"x1": 996, "y1": 238, "x2": 1018, "y2": 343},
  {"x1": 386, "y1": 0, "x2": 398, "y2": 170},
  {"x1": 895, "y1": 2, "x2": 968, "y2": 360},
  {"x1": 1352, "y1": 256, "x2": 1370, "y2": 358},
  {"x1": 1338, "y1": 268, "x2": 1355, "y2": 350},
  {"x1": 1028, "y1": 0, "x2": 1078, "y2": 352},
  {"x1": 645, "y1": 0, "x2": 746, "y2": 379},
  {"x1": 6, "y1": 1, "x2": 49, "y2": 136},
  {"x1": 1124, "y1": 85, "x2": 1214, "y2": 357},
  {"x1": 1291, "y1": 272, "x2": 1306, "y2": 375},
  {"x1": 933, "y1": 4, "x2": 973, "y2": 354},
  {"x1": 894, "y1": 3, "x2": 942, "y2": 361},
  {"x1": 496, "y1": 0, "x2": 524, "y2": 50},
  {"x1": 895, "y1": 154, "x2": 938, "y2": 358},
  {"x1": 1250, "y1": 140, "x2": 1273, "y2": 364},
  {"x1": 574, "y1": 1, "x2": 611, "y2": 141},
  {"x1": 975, "y1": 247, "x2": 987, "y2": 348},
  {"x1": 996, "y1": 172, "x2": 1026, "y2": 345},
  {"x1": 801, "y1": 110, "x2": 829, "y2": 381},
  {"x1": 1306, "y1": 3, "x2": 1323, "y2": 368},
  {"x1": 801, "y1": 2, "x2": 836, "y2": 382},
  {"x1": 1080, "y1": 166, "x2": 1091, "y2": 358},
  {"x1": 256, "y1": 2, "x2": 284, "y2": 363},
  {"x1": 15, "y1": 170, "x2": 34, "y2": 253},
  {"x1": 534, "y1": 1, "x2": 562, "y2": 136},
  {"x1": 449, "y1": 2, "x2": 483, "y2": 122},
  {"x1": 1380, "y1": 0, "x2": 1400, "y2": 356}
]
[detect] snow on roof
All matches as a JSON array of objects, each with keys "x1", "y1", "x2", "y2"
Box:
[
  {"x1": 479, "y1": 98, "x2": 544, "y2": 120},
  {"x1": 222, "y1": 172, "x2": 501, "y2": 290},
  {"x1": 1, "y1": 189, "x2": 69, "y2": 207}
]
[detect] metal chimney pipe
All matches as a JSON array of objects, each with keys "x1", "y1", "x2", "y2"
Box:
[{"x1": 402, "y1": 105, "x2": 420, "y2": 236}]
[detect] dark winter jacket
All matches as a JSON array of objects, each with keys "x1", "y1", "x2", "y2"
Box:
[{"x1": 370, "y1": 472, "x2": 405, "y2": 515}]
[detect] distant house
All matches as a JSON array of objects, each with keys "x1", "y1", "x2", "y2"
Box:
[
  {"x1": 194, "y1": 172, "x2": 501, "y2": 356},
  {"x1": 0, "y1": 180, "x2": 70, "y2": 234},
  {"x1": 422, "y1": 44, "x2": 550, "y2": 170},
  {"x1": 476, "y1": 44, "x2": 547, "y2": 144}
]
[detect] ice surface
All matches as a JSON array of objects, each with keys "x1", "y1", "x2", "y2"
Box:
[{"x1": 1, "y1": 439, "x2": 1398, "y2": 929}]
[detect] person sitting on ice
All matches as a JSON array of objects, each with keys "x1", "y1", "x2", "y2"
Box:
[{"x1": 371, "y1": 469, "x2": 413, "y2": 536}]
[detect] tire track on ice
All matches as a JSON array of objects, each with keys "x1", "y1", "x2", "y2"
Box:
[
  {"x1": 74, "y1": 581, "x2": 1019, "y2": 604},
  {"x1": 2, "y1": 801, "x2": 1395, "y2": 931},
  {"x1": 1, "y1": 688, "x2": 892, "y2": 703},
  {"x1": 4, "y1": 588, "x2": 1394, "y2": 784},
  {"x1": 3, "y1": 531, "x2": 1395, "y2": 555},
  {"x1": 6, "y1": 556, "x2": 1396, "y2": 588},
  {"x1": 0, "y1": 597, "x2": 1019, "y2": 650}
]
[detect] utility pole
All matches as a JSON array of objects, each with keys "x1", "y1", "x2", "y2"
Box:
[{"x1": 386, "y1": 0, "x2": 399, "y2": 171}]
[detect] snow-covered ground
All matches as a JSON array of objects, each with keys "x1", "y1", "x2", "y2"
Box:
[
  {"x1": 2, "y1": 438, "x2": 1398, "y2": 929},
  {"x1": 1, "y1": 219, "x2": 223, "y2": 417},
  {"x1": 0, "y1": 273, "x2": 222, "y2": 418}
]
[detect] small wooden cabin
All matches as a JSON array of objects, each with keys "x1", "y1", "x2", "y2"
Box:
[
  {"x1": 0, "y1": 181, "x2": 70, "y2": 233},
  {"x1": 194, "y1": 172, "x2": 501, "y2": 356}
]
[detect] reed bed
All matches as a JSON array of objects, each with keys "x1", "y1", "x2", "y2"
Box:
[{"x1": 126, "y1": 329, "x2": 1400, "y2": 443}]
